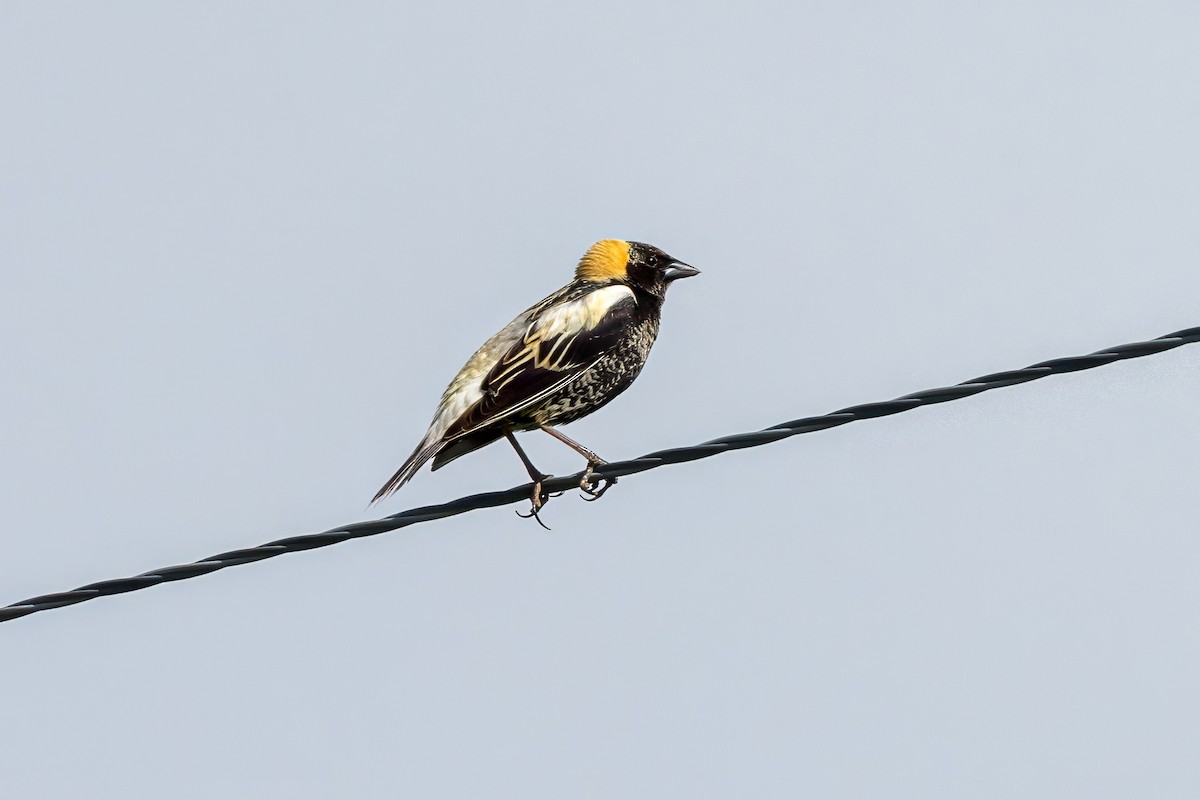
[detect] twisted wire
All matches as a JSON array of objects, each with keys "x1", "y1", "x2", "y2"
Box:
[{"x1": 3, "y1": 325, "x2": 1197, "y2": 624}]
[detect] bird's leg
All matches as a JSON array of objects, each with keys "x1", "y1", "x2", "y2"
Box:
[
  {"x1": 539, "y1": 426, "x2": 618, "y2": 501},
  {"x1": 504, "y1": 429, "x2": 553, "y2": 529}
]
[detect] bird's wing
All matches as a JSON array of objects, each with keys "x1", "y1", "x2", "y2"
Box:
[
  {"x1": 441, "y1": 285, "x2": 637, "y2": 440},
  {"x1": 370, "y1": 284, "x2": 636, "y2": 504}
]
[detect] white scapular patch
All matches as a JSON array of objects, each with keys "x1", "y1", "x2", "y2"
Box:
[
  {"x1": 531, "y1": 285, "x2": 634, "y2": 342},
  {"x1": 417, "y1": 285, "x2": 634, "y2": 446}
]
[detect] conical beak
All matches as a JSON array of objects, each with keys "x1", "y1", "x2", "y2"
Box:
[{"x1": 663, "y1": 262, "x2": 701, "y2": 282}]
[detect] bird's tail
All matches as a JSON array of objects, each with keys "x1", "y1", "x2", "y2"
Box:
[{"x1": 370, "y1": 439, "x2": 444, "y2": 505}]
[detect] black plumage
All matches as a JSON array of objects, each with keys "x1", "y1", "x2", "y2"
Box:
[{"x1": 372, "y1": 239, "x2": 699, "y2": 518}]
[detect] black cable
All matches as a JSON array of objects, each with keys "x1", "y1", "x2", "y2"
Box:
[{"x1": 3, "y1": 325, "x2": 1197, "y2": 624}]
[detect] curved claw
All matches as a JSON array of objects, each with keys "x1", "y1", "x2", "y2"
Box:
[
  {"x1": 579, "y1": 462, "x2": 617, "y2": 502},
  {"x1": 580, "y1": 476, "x2": 616, "y2": 502},
  {"x1": 515, "y1": 506, "x2": 552, "y2": 530},
  {"x1": 515, "y1": 479, "x2": 553, "y2": 530}
]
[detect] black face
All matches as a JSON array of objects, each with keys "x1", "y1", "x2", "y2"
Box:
[{"x1": 625, "y1": 241, "x2": 700, "y2": 298}]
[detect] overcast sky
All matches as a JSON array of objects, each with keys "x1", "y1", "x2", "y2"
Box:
[{"x1": 3, "y1": 2, "x2": 1200, "y2": 797}]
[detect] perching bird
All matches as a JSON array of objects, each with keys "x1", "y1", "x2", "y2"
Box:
[{"x1": 372, "y1": 238, "x2": 699, "y2": 523}]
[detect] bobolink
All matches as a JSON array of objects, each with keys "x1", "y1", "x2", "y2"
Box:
[{"x1": 372, "y1": 239, "x2": 699, "y2": 522}]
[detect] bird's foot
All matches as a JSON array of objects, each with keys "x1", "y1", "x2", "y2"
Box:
[
  {"x1": 580, "y1": 460, "x2": 617, "y2": 502},
  {"x1": 515, "y1": 475, "x2": 554, "y2": 530}
]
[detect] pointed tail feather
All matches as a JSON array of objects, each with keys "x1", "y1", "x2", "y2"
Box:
[{"x1": 370, "y1": 439, "x2": 444, "y2": 505}]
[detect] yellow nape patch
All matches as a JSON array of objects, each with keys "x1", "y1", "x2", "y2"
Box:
[{"x1": 575, "y1": 239, "x2": 630, "y2": 281}]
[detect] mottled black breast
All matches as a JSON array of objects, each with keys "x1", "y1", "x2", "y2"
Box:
[
  {"x1": 520, "y1": 294, "x2": 663, "y2": 428},
  {"x1": 527, "y1": 314, "x2": 661, "y2": 427}
]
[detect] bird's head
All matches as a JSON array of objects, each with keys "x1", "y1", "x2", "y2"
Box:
[{"x1": 575, "y1": 239, "x2": 700, "y2": 299}]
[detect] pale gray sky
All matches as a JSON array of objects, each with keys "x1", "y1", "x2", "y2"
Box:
[{"x1": 3, "y1": 2, "x2": 1200, "y2": 797}]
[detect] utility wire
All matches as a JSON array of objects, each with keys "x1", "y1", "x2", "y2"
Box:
[{"x1": 3, "y1": 325, "x2": 1197, "y2": 624}]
